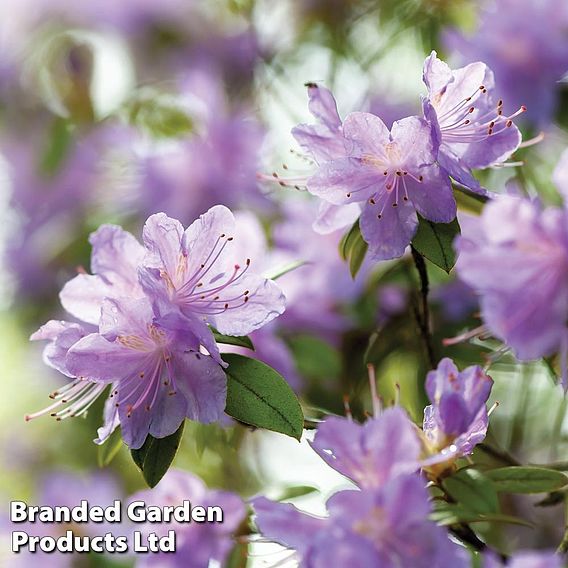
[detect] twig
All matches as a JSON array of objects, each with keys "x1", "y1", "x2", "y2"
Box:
[{"x1": 410, "y1": 246, "x2": 436, "y2": 368}]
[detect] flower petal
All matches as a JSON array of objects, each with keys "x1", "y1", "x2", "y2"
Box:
[
  {"x1": 342, "y1": 111, "x2": 390, "y2": 156},
  {"x1": 407, "y1": 164, "x2": 456, "y2": 223},
  {"x1": 171, "y1": 350, "x2": 227, "y2": 423},
  {"x1": 360, "y1": 196, "x2": 418, "y2": 260},
  {"x1": 308, "y1": 157, "x2": 380, "y2": 205}
]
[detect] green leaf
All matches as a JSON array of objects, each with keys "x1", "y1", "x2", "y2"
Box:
[
  {"x1": 411, "y1": 215, "x2": 460, "y2": 273},
  {"x1": 130, "y1": 422, "x2": 185, "y2": 488},
  {"x1": 97, "y1": 427, "x2": 123, "y2": 468},
  {"x1": 453, "y1": 186, "x2": 487, "y2": 214},
  {"x1": 287, "y1": 335, "x2": 341, "y2": 381},
  {"x1": 125, "y1": 89, "x2": 194, "y2": 138},
  {"x1": 263, "y1": 259, "x2": 306, "y2": 281},
  {"x1": 443, "y1": 469, "x2": 499, "y2": 515},
  {"x1": 339, "y1": 219, "x2": 368, "y2": 278},
  {"x1": 431, "y1": 503, "x2": 533, "y2": 528},
  {"x1": 223, "y1": 354, "x2": 304, "y2": 440},
  {"x1": 486, "y1": 467, "x2": 568, "y2": 494},
  {"x1": 211, "y1": 329, "x2": 254, "y2": 351}
]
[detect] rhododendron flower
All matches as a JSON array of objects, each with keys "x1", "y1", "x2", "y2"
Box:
[
  {"x1": 421, "y1": 358, "x2": 493, "y2": 476},
  {"x1": 422, "y1": 51, "x2": 523, "y2": 194},
  {"x1": 310, "y1": 407, "x2": 421, "y2": 489},
  {"x1": 253, "y1": 475, "x2": 468, "y2": 568},
  {"x1": 28, "y1": 206, "x2": 285, "y2": 448},
  {"x1": 308, "y1": 113, "x2": 455, "y2": 260},
  {"x1": 455, "y1": 196, "x2": 568, "y2": 387},
  {"x1": 139, "y1": 206, "x2": 285, "y2": 342},
  {"x1": 444, "y1": 0, "x2": 568, "y2": 126},
  {"x1": 65, "y1": 297, "x2": 227, "y2": 449},
  {"x1": 28, "y1": 224, "x2": 147, "y2": 430},
  {"x1": 130, "y1": 470, "x2": 245, "y2": 568}
]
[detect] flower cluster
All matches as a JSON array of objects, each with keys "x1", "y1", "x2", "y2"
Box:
[
  {"x1": 251, "y1": 358, "x2": 496, "y2": 565},
  {"x1": 252, "y1": 404, "x2": 469, "y2": 566},
  {"x1": 28, "y1": 205, "x2": 285, "y2": 448},
  {"x1": 286, "y1": 52, "x2": 523, "y2": 260}
]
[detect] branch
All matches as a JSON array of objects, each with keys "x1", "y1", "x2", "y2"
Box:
[{"x1": 410, "y1": 246, "x2": 436, "y2": 368}]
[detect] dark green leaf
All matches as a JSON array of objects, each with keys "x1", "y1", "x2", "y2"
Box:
[
  {"x1": 486, "y1": 467, "x2": 568, "y2": 494},
  {"x1": 411, "y1": 215, "x2": 460, "y2": 273},
  {"x1": 339, "y1": 219, "x2": 368, "y2": 278},
  {"x1": 130, "y1": 422, "x2": 185, "y2": 488},
  {"x1": 443, "y1": 469, "x2": 499, "y2": 515},
  {"x1": 287, "y1": 335, "x2": 341, "y2": 381},
  {"x1": 223, "y1": 354, "x2": 303, "y2": 440},
  {"x1": 97, "y1": 427, "x2": 123, "y2": 468},
  {"x1": 431, "y1": 503, "x2": 533, "y2": 528},
  {"x1": 212, "y1": 329, "x2": 254, "y2": 351}
]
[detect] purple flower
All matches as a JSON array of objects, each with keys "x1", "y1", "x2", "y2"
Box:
[
  {"x1": 139, "y1": 206, "x2": 285, "y2": 340},
  {"x1": 27, "y1": 223, "x2": 147, "y2": 430},
  {"x1": 8, "y1": 470, "x2": 122, "y2": 568},
  {"x1": 253, "y1": 475, "x2": 468, "y2": 568},
  {"x1": 307, "y1": 112, "x2": 455, "y2": 260},
  {"x1": 310, "y1": 407, "x2": 421, "y2": 489},
  {"x1": 130, "y1": 469, "x2": 245, "y2": 568},
  {"x1": 4, "y1": 127, "x2": 109, "y2": 299},
  {"x1": 422, "y1": 51, "x2": 522, "y2": 194},
  {"x1": 65, "y1": 297, "x2": 227, "y2": 449},
  {"x1": 444, "y1": 0, "x2": 568, "y2": 126},
  {"x1": 455, "y1": 196, "x2": 568, "y2": 382},
  {"x1": 421, "y1": 358, "x2": 493, "y2": 475},
  {"x1": 272, "y1": 199, "x2": 365, "y2": 337},
  {"x1": 29, "y1": 206, "x2": 284, "y2": 448},
  {"x1": 139, "y1": 69, "x2": 267, "y2": 223}
]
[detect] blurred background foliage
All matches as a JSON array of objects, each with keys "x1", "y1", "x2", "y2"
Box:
[{"x1": 1, "y1": 0, "x2": 568, "y2": 565}]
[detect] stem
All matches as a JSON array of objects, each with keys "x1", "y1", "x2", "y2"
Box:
[
  {"x1": 438, "y1": 483, "x2": 490, "y2": 555},
  {"x1": 410, "y1": 247, "x2": 436, "y2": 368}
]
